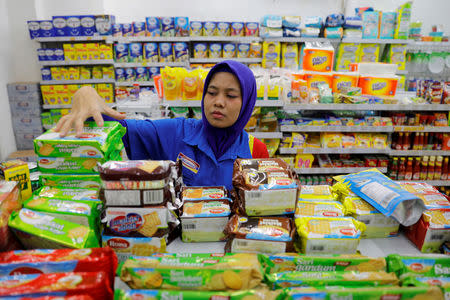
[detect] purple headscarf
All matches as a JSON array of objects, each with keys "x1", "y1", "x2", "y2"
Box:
[{"x1": 201, "y1": 60, "x2": 257, "y2": 159}]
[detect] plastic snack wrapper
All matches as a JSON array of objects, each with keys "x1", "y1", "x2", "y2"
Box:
[
  {"x1": 0, "y1": 272, "x2": 113, "y2": 299},
  {"x1": 295, "y1": 200, "x2": 345, "y2": 218},
  {"x1": 387, "y1": 254, "x2": 450, "y2": 278},
  {"x1": 267, "y1": 270, "x2": 398, "y2": 289},
  {"x1": 224, "y1": 215, "x2": 295, "y2": 254},
  {"x1": 234, "y1": 158, "x2": 290, "y2": 172},
  {"x1": 295, "y1": 216, "x2": 366, "y2": 254},
  {"x1": 37, "y1": 156, "x2": 108, "y2": 174},
  {"x1": 181, "y1": 186, "x2": 228, "y2": 201},
  {"x1": 39, "y1": 174, "x2": 101, "y2": 189},
  {"x1": 119, "y1": 253, "x2": 264, "y2": 291},
  {"x1": 36, "y1": 186, "x2": 100, "y2": 201},
  {"x1": 298, "y1": 185, "x2": 335, "y2": 202},
  {"x1": 265, "y1": 253, "x2": 386, "y2": 274},
  {"x1": 401, "y1": 275, "x2": 450, "y2": 296},
  {"x1": 333, "y1": 168, "x2": 426, "y2": 226}
]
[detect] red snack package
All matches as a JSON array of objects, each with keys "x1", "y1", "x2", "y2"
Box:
[
  {"x1": 0, "y1": 272, "x2": 112, "y2": 299},
  {"x1": 442, "y1": 82, "x2": 450, "y2": 104},
  {"x1": 0, "y1": 248, "x2": 117, "y2": 289},
  {"x1": 18, "y1": 296, "x2": 93, "y2": 300}
]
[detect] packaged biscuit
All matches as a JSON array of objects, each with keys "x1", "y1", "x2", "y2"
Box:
[
  {"x1": 224, "y1": 215, "x2": 295, "y2": 254},
  {"x1": 0, "y1": 272, "x2": 112, "y2": 299},
  {"x1": 398, "y1": 182, "x2": 450, "y2": 210},
  {"x1": 119, "y1": 253, "x2": 264, "y2": 290},
  {"x1": 34, "y1": 121, "x2": 125, "y2": 159},
  {"x1": 402, "y1": 275, "x2": 450, "y2": 295},
  {"x1": 36, "y1": 186, "x2": 99, "y2": 201},
  {"x1": 181, "y1": 200, "x2": 230, "y2": 242},
  {"x1": 265, "y1": 254, "x2": 386, "y2": 273},
  {"x1": 101, "y1": 187, "x2": 174, "y2": 207},
  {"x1": 234, "y1": 158, "x2": 290, "y2": 172},
  {"x1": 232, "y1": 169, "x2": 299, "y2": 216},
  {"x1": 295, "y1": 201, "x2": 345, "y2": 218},
  {"x1": 203, "y1": 21, "x2": 216, "y2": 36},
  {"x1": 0, "y1": 248, "x2": 117, "y2": 288},
  {"x1": 40, "y1": 174, "x2": 100, "y2": 190},
  {"x1": 358, "y1": 75, "x2": 398, "y2": 96},
  {"x1": 298, "y1": 185, "x2": 335, "y2": 201},
  {"x1": 104, "y1": 206, "x2": 176, "y2": 238},
  {"x1": 9, "y1": 208, "x2": 99, "y2": 249},
  {"x1": 267, "y1": 270, "x2": 398, "y2": 289},
  {"x1": 334, "y1": 168, "x2": 426, "y2": 226},
  {"x1": 102, "y1": 234, "x2": 167, "y2": 263},
  {"x1": 181, "y1": 186, "x2": 227, "y2": 201},
  {"x1": 387, "y1": 254, "x2": 450, "y2": 278},
  {"x1": 295, "y1": 217, "x2": 366, "y2": 254},
  {"x1": 283, "y1": 286, "x2": 444, "y2": 300}
]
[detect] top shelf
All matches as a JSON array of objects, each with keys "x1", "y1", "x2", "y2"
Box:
[
  {"x1": 341, "y1": 38, "x2": 411, "y2": 44},
  {"x1": 283, "y1": 103, "x2": 450, "y2": 111},
  {"x1": 34, "y1": 36, "x2": 112, "y2": 43}
]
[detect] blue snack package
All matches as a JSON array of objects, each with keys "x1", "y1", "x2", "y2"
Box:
[
  {"x1": 112, "y1": 23, "x2": 122, "y2": 37},
  {"x1": 27, "y1": 21, "x2": 40, "y2": 39},
  {"x1": 334, "y1": 168, "x2": 426, "y2": 226},
  {"x1": 115, "y1": 68, "x2": 125, "y2": 82},
  {"x1": 37, "y1": 49, "x2": 47, "y2": 61},
  {"x1": 95, "y1": 15, "x2": 115, "y2": 36},
  {"x1": 147, "y1": 67, "x2": 160, "y2": 78},
  {"x1": 122, "y1": 23, "x2": 133, "y2": 37},
  {"x1": 135, "y1": 67, "x2": 148, "y2": 81},
  {"x1": 283, "y1": 27, "x2": 301, "y2": 37},
  {"x1": 125, "y1": 67, "x2": 136, "y2": 82},
  {"x1": 304, "y1": 16, "x2": 323, "y2": 28},
  {"x1": 128, "y1": 43, "x2": 143, "y2": 62},
  {"x1": 52, "y1": 16, "x2": 67, "y2": 36},
  {"x1": 80, "y1": 15, "x2": 96, "y2": 36},
  {"x1": 114, "y1": 43, "x2": 129, "y2": 62},
  {"x1": 161, "y1": 17, "x2": 175, "y2": 37},
  {"x1": 144, "y1": 42, "x2": 159, "y2": 62},
  {"x1": 65, "y1": 16, "x2": 81, "y2": 36},
  {"x1": 379, "y1": 12, "x2": 396, "y2": 39},
  {"x1": 173, "y1": 42, "x2": 189, "y2": 62},
  {"x1": 133, "y1": 21, "x2": 146, "y2": 36},
  {"x1": 260, "y1": 15, "x2": 282, "y2": 28},
  {"x1": 159, "y1": 42, "x2": 174, "y2": 62},
  {"x1": 146, "y1": 17, "x2": 161, "y2": 37},
  {"x1": 41, "y1": 68, "x2": 52, "y2": 81},
  {"x1": 325, "y1": 13, "x2": 345, "y2": 28},
  {"x1": 54, "y1": 48, "x2": 65, "y2": 61},
  {"x1": 39, "y1": 20, "x2": 54, "y2": 37},
  {"x1": 175, "y1": 17, "x2": 189, "y2": 37}
]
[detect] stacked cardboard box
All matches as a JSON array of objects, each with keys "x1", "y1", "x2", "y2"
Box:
[{"x1": 7, "y1": 83, "x2": 43, "y2": 150}]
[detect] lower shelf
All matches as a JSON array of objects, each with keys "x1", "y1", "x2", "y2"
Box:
[{"x1": 294, "y1": 167, "x2": 387, "y2": 174}]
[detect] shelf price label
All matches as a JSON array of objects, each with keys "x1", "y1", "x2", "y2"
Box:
[
  {"x1": 296, "y1": 148, "x2": 304, "y2": 154},
  {"x1": 393, "y1": 126, "x2": 424, "y2": 132}
]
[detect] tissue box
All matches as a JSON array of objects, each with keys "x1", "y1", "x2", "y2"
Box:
[
  {"x1": 302, "y1": 42, "x2": 334, "y2": 72},
  {"x1": 358, "y1": 75, "x2": 398, "y2": 96}
]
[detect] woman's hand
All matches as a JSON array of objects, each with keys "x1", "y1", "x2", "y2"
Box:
[{"x1": 54, "y1": 86, "x2": 125, "y2": 137}]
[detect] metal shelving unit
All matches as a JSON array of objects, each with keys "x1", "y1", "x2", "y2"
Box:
[
  {"x1": 189, "y1": 36, "x2": 262, "y2": 42},
  {"x1": 341, "y1": 38, "x2": 411, "y2": 44},
  {"x1": 112, "y1": 36, "x2": 190, "y2": 43},
  {"x1": 280, "y1": 125, "x2": 394, "y2": 133},
  {"x1": 190, "y1": 58, "x2": 262, "y2": 64},
  {"x1": 34, "y1": 36, "x2": 112, "y2": 43},
  {"x1": 284, "y1": 103, "x2": 450, "y2": 111},
  {"x1": 115, "y1": 81, "x2": 154, "y2": 86},
  {"x1": 113, "y1": 62, "x2": 189, "y2": 68},
  {"x1": 39, "y1": 59, "x2": 114, "y2": 66},
  {"x1": 389, "y1": 150, "x2": 450, "y2": 156},
  {"x1": 294, "y1": 167, "x2": 387, "y2": 174},
  {"x1": 279, "y1": 148, "x2": 389, "y2": 155},
  {"x1": 40, "y1": 79, "x2": 115, "y2": 85},
  {"x1": 263, "y1": 37, "x2": 341, "y2": 43},
  {"x1": 249, "y1": 132, "x2": 283, "y2": 139}
]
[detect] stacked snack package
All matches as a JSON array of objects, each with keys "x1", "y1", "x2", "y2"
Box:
[
  {"x1": 161, "y1": 66, "x2": 209, "y2": 101},
  {"x1": 179, "y1": 186, "x2": 231, "y2": 242},
  {"x1": 99, "y1": 160, "x2": 180, "y2": 262},
  {"x1": 399, "y1": 182, "x2": 450, "y2": 253},
  {"x1": 7, "y1": 122, "x2": 125, "y2": 249},
  {"x1": 227, "y1": 158, "x2": 299, "y2": 254}
]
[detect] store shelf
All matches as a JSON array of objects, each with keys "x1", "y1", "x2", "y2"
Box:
[
  {"x1": 284, "y1": 103, "x2": 450, "y2": 111},
  {"x1": 115, "y1": 81, "x2": 154, "y2": 86},
  {"x1": 189, "y1": 36, "x2": 262, "y2": 42},
  {"x1": 281, "y1": 125, "x2": 393, "y2": 133},
  {"x1": 114, "y1": 62, "x2": 189, "y2": 68},
  {"x1": 396, "y1": 70, "x2": 408, "y2": 75},
  {"x1": 34, "y1": 36, "x2": 112, "y2": 42},
  {"x1": 249, "y1": 132, "x2": 283, "y2": 139},
  {"x1": 408, "y1": 41, "x2": 450, "y2": 50},
  {"x1": 112, "y1": 36, "x2": 190, "y2": 43},
  {"x1": 279, "y1": 148, "x2": 388, "y2": 154},
  {"x1": 389, "y1": 150, "x2": 450, "y2": 156},
  {"x1": 295, "y1": 167, "x2": 387, "y2": 174},
  {"x1": 160, "y1": 100, "x2": 284, "y2": 107},
  {"x1": 42, "y1": 103, "x2": 115, "y2": 109},
  {"x1": 263, "y1": 37, "x2": 341, "y2": 43},
  {"x1": 115, "y1": 100, "x2": 161, "y2": 112},
  {"x1": 40, "y1": 79, "x2": 115, "y2": 85},
  {"x1": 408, "y1": 180, "x2": 450, "y2": 186},
  {"x1": 39, "y1": 59, "x2": 114, "y2": 66},
  {"x1": 393, "y1": 126, "x2": 450, "y2": 133},
  {"x1": 190, "y1": 58, "x2": 262, "y2": 64},
  {"x1": 341, "y1": 38, "x2": 411, "y2": 44},
  {"x1": 255, "y1": 100, "x2": 284, "y2": 107}
]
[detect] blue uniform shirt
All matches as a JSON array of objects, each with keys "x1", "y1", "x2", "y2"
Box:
[{"x1": 124, "y1": 118, "x2": 252, "y2": 191}]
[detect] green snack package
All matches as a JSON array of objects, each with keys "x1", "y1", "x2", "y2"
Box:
[
  {"x1": 283, "y1": 286, "x2": 444, "y2": 300},
  {"x1": 402, "y1": 275, "x2": 450, "y2": 296},
  {"x1": 8, "y1": 208, "x2": 99, "y2": 249},
  {"x1": 266, "y1": 271, "x2": 398, "y2": 289},
  {"x1": 50, "y1": 109, "x2": 62, "y2": 124},
  {"x1": 387, "y1": 254, "x2": 450, "y2": 278},
  {"x1": 24, "y1": 197, "x2": 102, "y2": 232},
  {"x1": 114, "y1": 289, "x2": 280, "y2": 300},
  {"x1": 170, "y1": 107, "x2": 189, "y2": 118},
  {"x1": 34, "y1": 121, "x2": 125, "y2": 158},
  {"x1": 41, "y1": 112, "x2": 53, "y2": 129},
  {"x1": 394, "y1": 1, "x2": 412, "y2": 40},
  {"x1": 39, "y1": 174, "x2": 102, "y2": 189},
  {"x1": 36, "y1": 186, "x2": 100, "y2": 201},
  {"x1": 265, "y1": 254, "x2": 386, "y2": 274},
  {"x1": 120, "y1": 253, "x2": 264, "y2": 290},
  {"x1": 37, "y1": 156, "x2": 108, "y2": 174}
]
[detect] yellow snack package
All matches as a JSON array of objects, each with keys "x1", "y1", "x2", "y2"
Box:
[
  {"x1": 68, "y1": 67, "x2": 80, "y2": 80},
  {"x1": 305, "y1": 133, "x2": 321, "y2": 148},
  {"x1": 371, "y1": 133, "x2": 388, "y2": 149},
  {"x1": 320, "y1": 132, "x2": 342, "y2": 148},
  {"x1": 290, "y1": 133, "x2": 307, "y2": 149},
  {"x1": 102, "y1": 66, "x2": 115, "y2": 80},
  {"x1": 299, "y1": 185, "x2": 335, "y2": 202},
  {"x1": 50, "y1": 67, "x2": 62, "y2": 81},
  {"x1": 355, "y1": 133, "x2": 371, "y2": 148},
  {"x1": 92, "y1": 66, "x2": 103, "y2": 79},
  {"x1": 358, "y1": 44, "x2": 380, "y2": 63},
  {"x1": 335, "y1": 43, "x2": 360, "y2": 71},
  {"x1": 86, "y1": 43, "x2": 99, "y2": 60},
  {"x1": 54, "y1": 85, "x2": 70, "y2": 105},
  {"x1": 386, "y1": 44, "x2": 407, "y2": 70},
  {"x1": 295, "y1": 216, "x2": 366, "y2": 254},
  {"x1": 276, "y1": 155, "x2": 295, "y2": 169},
  {"x1": 62, "y1": 43, "x2": 76, "y2": 61},
  {"x1": 161, "y1": 66, "x2": 183, "y2": 100},
  {"x1": 40, "y1": 85, "x2": 57, "y2": 105},
  {"x1": 98, "y1": 44, "x2": 113, "y2": 60},
  {"x1": 262, "y1": 139, "x2": 280, "y2": 157},
  {"x1": 262, "y1": 41, "x2": 280, "y2": 68},
  {"x1": 342, "y1": 133, "x2": 356, "y2": 148},
  {"x1": 294, "y1": 154, "x2": 314, "y2": 169},
  {"x1": 281, "y1": 43, "x2": 299, "y2": 70},
  {"x1": 79, "y1": 66, "x2": 92, "y2": 80},
  {"x1": 181, "y1": 69, "x2": 200, "y2": 100},
  {"x1": 295, "y1": 200, "x2": 346, "y2": 218}
]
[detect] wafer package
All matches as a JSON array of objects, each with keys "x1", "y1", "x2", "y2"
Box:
[
  {"x1": 234, "y1": 158, "x2": 290, "y2": 172},
  {"x1": 119, "y1": 253, "x2": 264, "y2": 291},
  {"x1": 39, "y1": 174, "x2": 102, "y2": 189},
  {"x1": 181, "y1": 186, "x2": 229, "y2": 201},
  {"x1": 38, "y1": 156, "x2": 106, "y2": 174},
  {"x1": 334, "y1": 168, "x2": 426, "y2": 226},
  {"x1": 265, "y1": 253, "x2": 386, "y2": 273},
  {"x1": 36, "y1": 186, "x2": 100, "y2": 201},
  {"x1": 224, "y1": 215, "x2": 295, "y2": 254}
]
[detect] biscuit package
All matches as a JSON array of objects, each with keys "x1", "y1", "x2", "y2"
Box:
[
  {"x1": 181, "y1": 186, "x2": 228, "y2": 201},
  {"x1": 39, "y1": 174, "x2": 101, "y2": 189},
  {"x1": 298, "y1": 185, "x2": 335, "y2": 202},
  {"x1": 295, "y1": 217, "x2": 366, "y2": 254},
  {"x1": 295, "y1": 201, "x2": 345, "y2": 218},
  {"x1": 8, "y1": 208, "x2": 99, "y2": 249},
  {"x1": 181, "y1": 200, "x2": 230, "y2": 242},
  {"x1": 265, "y1": 254, "x2": 386, "y2": 274},
  {"x1": 234, "y1": 158, "x2": 290, "y2": 172},
  {"x1": 102, "y1": 234, "x2": 167, "y2": 263},
  {"x1": 224, "y1": 215, "x2": 295, "y2": 254},
  {"x1": 0, "y1": 272, "x2": 112, "y2": 299},
  {"x1": 402, "y1": 275, "x2": 450, "y2": 296},
  {"x1": 36, "y1": 186, "x2": 100, "y2": 201},
  {"x1": 119, "y1": 253, "x2": 264, "y2": 291},
  {"x1": 387, "y1": 254, "x2": 450, "y2": 278},
  {"x1": 267, "y1": 270, "x2": 398, "y2": 289},
  {"x1": 37, "y1": 156, "x2": 106, "y2": 174},
  {"x1": 34, "y1": 121, "x2": 125, "y2": 159}
]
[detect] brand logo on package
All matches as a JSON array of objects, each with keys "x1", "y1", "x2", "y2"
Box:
[
  {"x1": 177, "y1": 152, "x2": 200, "y2": 174},
  {"x1": 110, "y1": 213, "x2": 143, "y2": 233},
  {"x1": 107, "y1": 238, "x2": 130, "y2": 249}
]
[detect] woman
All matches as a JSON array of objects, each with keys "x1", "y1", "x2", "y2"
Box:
[{"x1": 55, "y1": 60, "x2": 269, "y2": 190}]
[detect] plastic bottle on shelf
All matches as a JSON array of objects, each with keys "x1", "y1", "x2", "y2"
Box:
[
  {"x1": 441, "y1": 157, "x2": 449, "y2": 180},
  {"x1": 427, "y1": 156, "x2": 436, "y2": 181},
  {"x1": 435, "y1": 156, "x2": 443, "y2": 180},
  {"x1": 398, "y1": 157, "x2": 406, "y2": 180},
  {"x1": 396, "y1": 133, "x2": 404, "y2": 150},
  {"x1": 420, "y1": 156, "x2": 429, "y2": 180},
  {"x1": 413, "y1": 157, "x2": 421, "y2": 180},
  {"x1": 388, "y1": 157, "x2": 399, "y2": 180},
  {"x1": 405, "y1": 157, "x2": 414, "y2": 180}
]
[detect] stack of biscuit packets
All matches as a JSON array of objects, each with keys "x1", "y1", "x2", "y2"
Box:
[
  {"x1": 399, "y1": 182, "x2": 450, "y2": 253},
  {"x1": 99, "y1": 160, "x2": 180, "y2": 262}
]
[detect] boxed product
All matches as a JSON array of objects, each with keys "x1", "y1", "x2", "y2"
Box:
[
  {"x1": 224, "y1": 215, "x2": 295, "y2": 254},
  {"x1": 34, "y1": 121, "x2": 125, "y2": 159},
  {"x1": 102, "y1": 234, "x2": 167, "y2": 263},
  {"x1": 9, "y1": 208, "x2": 99, "y2": 249},
  {"x1": 119, "y1": 253, "x2": 264, "y2": 290},
  {"x1": 36, "y1": 186, "x2": 100, "y2": 202},
  {"x1": 332, "y1": 72, "x2": 359, "y2": 93},
  {"x1": 384, "y1": 44, "x2": 407, "y2": 71},
  {"x1": 0, "y1": 181, "x2": 22, "y2": 251},
  {"x1": 380, "y1": 12, "x2": 396, "y2": 39},
  {"x1": 181, "y1": 200, "x2": 230, "y2": 242},
  {"x1": 304, "y1": 72, "x2": 333, "y2": 89},
  {"x1": 358, "y1": 75, "x2": 398, "y2": 96},
  {"x1": 295, "y1": 216, "x2": 366, "y2": 254},
  {"x1": 302, "y1": 42, "x2": 334, "y2": 72}
]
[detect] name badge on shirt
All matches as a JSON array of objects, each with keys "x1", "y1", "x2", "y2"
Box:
[{"x1": 177, "y1": 152, "x2": 200, "y2": 174}]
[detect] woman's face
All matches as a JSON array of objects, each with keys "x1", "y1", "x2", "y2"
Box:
[{"x1": 203, "y1": 72, "x2": 242, "y2": 128}]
